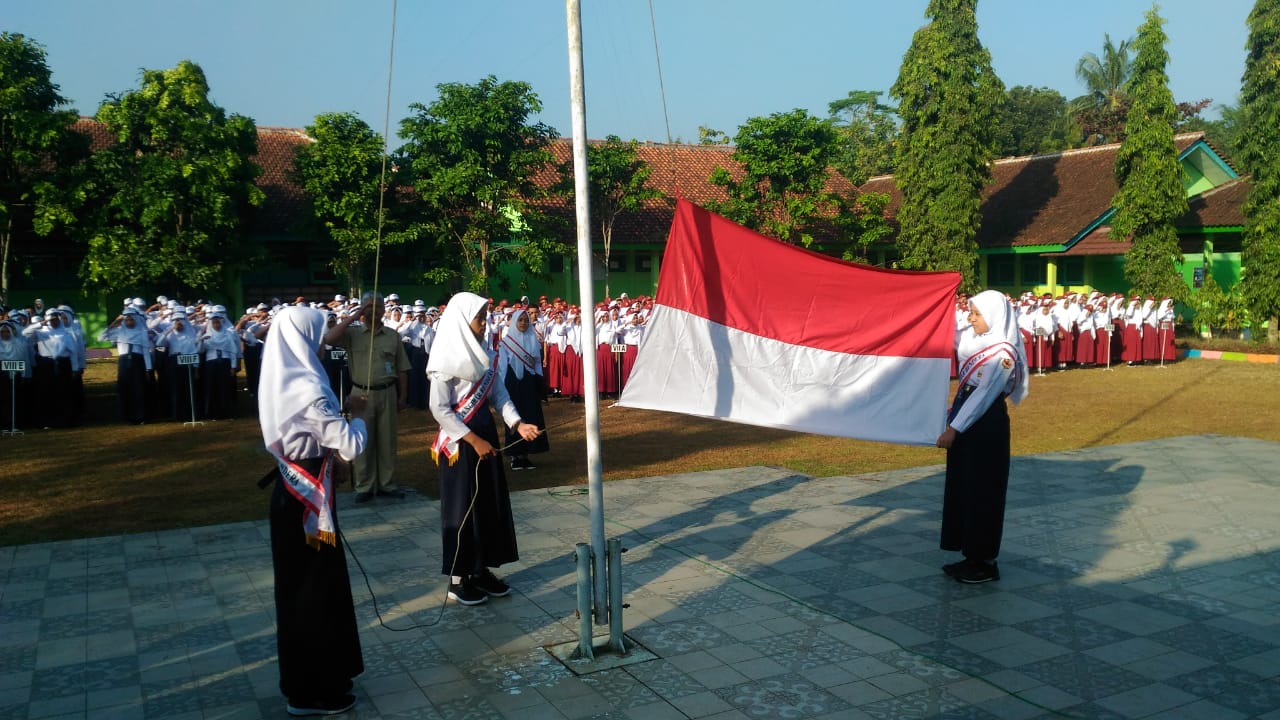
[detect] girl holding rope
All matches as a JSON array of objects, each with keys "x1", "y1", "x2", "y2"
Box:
[{"x1": 427, "y1": 292, "x2": 540, "y2": 606}]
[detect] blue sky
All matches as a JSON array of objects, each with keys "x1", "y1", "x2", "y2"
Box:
[{"x1": 9, "y1": 0, "x2": 1253, "y2": 145}]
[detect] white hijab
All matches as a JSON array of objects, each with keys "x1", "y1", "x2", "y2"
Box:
[
  {"x1": 258, "y1": 306, "x2": 338, "y2": 453},
  {"x1": 500, "y1": 308, "x2": 543, "y2": 380},
  {"x1": 426, "y1": 292, "x2": 491, "y2": 383},
  {"x1": 959, "y1": 290, "x2": 1029, "y2": 406}
]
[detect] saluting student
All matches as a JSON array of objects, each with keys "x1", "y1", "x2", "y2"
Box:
[
  {"x1": 155, "y1": 311, "x2": 202, "y2": 421},
  {"x1": 23, "y1": 309, "x2": 82, "y2": 428},
  {"x1": 98, "y1": 306, "x2": 154, "y2": 424},
  {"x1": 0, "y1": 320, "x2": 33, "y2": 430},
  {"x1": 199, "y1": 307, "x2": 242, "y2": 419},
  {"x1": 936, "y1": 290, "x2": 1029, "y2": 584},
  {"x1": 427, "y1": 292, "x2": 540, "y2": 606}
]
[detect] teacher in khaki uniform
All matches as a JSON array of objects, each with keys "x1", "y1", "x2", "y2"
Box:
[{"x1": 325, "y1": 292, "x2": 411, "y2": 503}]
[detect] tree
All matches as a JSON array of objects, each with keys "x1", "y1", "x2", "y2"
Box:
[
  {"x1": 0, "y1": 33, "x2": 86, "y2": 304},
  {"x1": 1239, "y1": 0, "x2": 1280, "y2": 342},
  {"x1": 1070, "y1": 33, "x2": 1133, "y2": 144},
  {"x1": 1178, "y1": 101, "x2": 1243, "y2": 159},
  {"x1": 706, "y1": 109, "x2": 889, "y2": 260},
  {"x1": 996, "y1": 85, "x2": 1075, "y2": 157},
  {"x1": 890, "y1": 0, "x2": 1004, "y2": 290},
  {"x1": 80, "y1": 60, "x2": 263, "y2": 295},
  {"x1": 827, "y1": 90, "x2": 898, "y2": 185},
  {"x1": 398, "y1": 76, "x2": 561, "y2": 294},
  {"x1": 295, "y1": 112, "x2": 411, "y2": 295},
  {"x1": 556, "y1": 135, "x2": 662, "y2": 298},
  {"x1": 697, "y1": 126, "x2": 731, "y2": 145},
  {"x1": 1110, "y1": 7, "x2": 1188, "y2": 300}
]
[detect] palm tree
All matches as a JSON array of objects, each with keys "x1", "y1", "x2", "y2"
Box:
[{"x1": 1072, "y1": 34, "x2": 1133, "y2": 111}]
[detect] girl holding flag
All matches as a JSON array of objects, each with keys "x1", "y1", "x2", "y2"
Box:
[
  {"x1": 936, "y1": 290, "x2": 1029, "y2": 584},
  {"x1": 258, "y1": 306, "x2": 367, "y2": 716},
  {"x1": 427, "y1": 292, "x2": 541, "y2": 606}
]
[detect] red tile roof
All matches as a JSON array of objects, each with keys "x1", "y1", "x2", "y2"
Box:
[
  {"x1": 1179, "y1": 175, "x2": 1248, "y2": 228},
  {"x1": 861, "y1": 132, "x2": 1210, "y2": 250}
]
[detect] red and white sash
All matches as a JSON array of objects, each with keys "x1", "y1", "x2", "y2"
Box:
[
  {"x1": 431, "y1": 362, "x2": 497, "y2": 465},
  {"x1": 502, "y1": 334, "x2": 538, "y2": 372},
  {"x1": 275, "y1": 450, "x2": 336, "y2": 549},
  {"x1": 957, "y1": 341, "x2": 1017, "y2": 389}
]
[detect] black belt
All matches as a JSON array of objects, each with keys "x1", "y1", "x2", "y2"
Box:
[{"x1": 353, "y1": 380, "x2": 396, "y2": 391}]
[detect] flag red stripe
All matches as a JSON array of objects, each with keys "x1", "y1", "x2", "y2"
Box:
[{"x1": 655, "y1": 199, "x2": 961, "y2": 359}]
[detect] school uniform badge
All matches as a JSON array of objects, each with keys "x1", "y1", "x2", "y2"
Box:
[{"x1": 1001, "y1": 358, "x2": 1013, "y2": 369}]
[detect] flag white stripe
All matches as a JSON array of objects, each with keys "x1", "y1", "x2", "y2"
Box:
[{"x1": 619, "y1": 306, "x2": 950, "y2": 446}]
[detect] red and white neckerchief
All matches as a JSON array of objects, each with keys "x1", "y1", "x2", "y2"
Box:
[
  {"x1": 501, "y1": 334, "x2": 538, "y2": 371},
  {"x1": 431, "y1": 358, "x2": 497, "y2": 465},
  {"x1": 274, "y1": 450, "x2": 337, "y2": 549}
]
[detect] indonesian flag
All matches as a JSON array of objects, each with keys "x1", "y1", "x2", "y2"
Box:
[{"x1": 618, "y1": 199, "x2": 961, "y2": 446}]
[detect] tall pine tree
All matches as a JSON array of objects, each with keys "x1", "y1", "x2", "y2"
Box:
[
  {"x1": 1239, "y1": 0, "x2": 1280, "y2": 342},
  {"x1": 1110, "y1": 7, "x2": 1188, "y2": 300},
  {"x1": 890, "y1": 0, "x2": 1003, "y2": 291}
]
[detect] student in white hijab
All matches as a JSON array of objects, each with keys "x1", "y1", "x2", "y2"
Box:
[
  {"x1": 198, "y1": 310, "x2": 241, "y2": 419},
  {"x1": 936, "y1": 289, "x2": 1028, "y2": 585},
  {"x1": 155, "y1": 311, "x2": 201, "y2": 421},
  {"x1": 0, "y1": 319, "x2": 33, "y2": 430},
  {"x1": 23, "y1": 308, "x2": 81, "y2": 428},
  {"x1": 426, "y1": 292, "x2": 540, "y2": 606},
  {"x1": 258, "y1": 306, "x2": 367, "y2": 717},
  {"x1": 98, "y1": 306, "x2": 154, "y2": 424},
  {"x1": 498, "y1": 308, "x2": 549, "y2": 470}
]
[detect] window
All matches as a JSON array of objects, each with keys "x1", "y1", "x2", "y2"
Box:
[
  {"x1": 1020, "y1": 255, "x2": 1046, "y2": 285},
  {"x1": 549, "y1": 255, "x2": 564, "y2": 273},
  {"x1": 987, "y1": 255, "x2": 1015, "y2": 284},
  {"x1": 608, "y1": 252, "x2": 627, "y2": 272},
  {"x1": 1058, "y1": 257, "x2": 1084, "y2": 286},
  {"x1": 635, "y1": 252, "x2": 653, "y2": 272}
]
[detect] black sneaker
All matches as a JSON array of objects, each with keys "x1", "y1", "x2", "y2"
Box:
[
  {"x1": 522, "y1": 459, "x2": 536, "y2": 470},
  {"x1": 447, "y1": 580, "x2": 488, "y2": 605},
  {"x1": 471, "y1": 569, "x2": 511, "y2": 597},
  {"x1": 287, "y1": 693, "x2": 356, "y2": 716},
  {"x1": 353, "y1": 491, "x2": 374, "y2": 504},
  {"x1": 510, "y1": 458, "x2": 524, "y2": 471},
  {"x1": 377, "y1": 488, "x2": 406, "y2": 499},
  {"x1": 954, "y1": 561, "x2": 999, "y2": 584},
  {"x1": 942, "y1": 560, "x2": 966, "y2": 578}
]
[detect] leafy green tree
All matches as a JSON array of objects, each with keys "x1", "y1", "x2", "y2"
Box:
[
  {"x1": 1178, "y1": 101, "x2": 1243, "y2": 159},
  {"x1": 556, "y1": 135, "x2": 662, "y2": 297},
  {"x1": 1110, "y1": 7, "x2": 1188, "y2": 301},
  {"x1": 827, "y1": 90, "x2": 898, "y2": 185},
  {"x1": 0, "y1": 33, "x2": 86, "y2": 304},
  {"x1": 398, "y1": 76, "x2": 561, "y2": 294},
  {"x1": 1239, "y1": 0, "x2": 1280, "y2": 341},
  {"x1": 890, "y1": 0, "x2": 1004, "y2": 290},
  {"x1": 997, "y1": 85, "x2": 1075, "y2": 157},
  {"x1": 706, "y1": 109, "x2": 889, "y2": 259},
  {"x1": 80, "y1": 60, "x2": 263, "y2": 295},
  {"x1": 697, "y1": 126, "x2": 731, "y2": 145},
  {"x1": 295, "y1": 112, "x2": 411, "y2": 295}
]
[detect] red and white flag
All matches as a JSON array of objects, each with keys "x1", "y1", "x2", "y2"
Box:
[{"x1": 618, "y1": 199, "x2": 960, "y2": 446}]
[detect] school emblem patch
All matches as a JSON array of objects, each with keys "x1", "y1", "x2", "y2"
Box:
[{"x1": 1001, "y1": 358, "x2": 1013, "y2": 369}]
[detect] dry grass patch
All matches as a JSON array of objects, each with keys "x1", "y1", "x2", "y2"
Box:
[{"x1": 1, "y1": 358, "x2": 1276, "y2": 545}]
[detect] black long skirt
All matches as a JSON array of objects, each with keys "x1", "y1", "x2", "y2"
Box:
[
  {"x1": 438, "y1": 407, "x2": 519, "y2": 576},
  {"x1": 940, "y1": 398, "x2": 1010, "y2": 562},
  {"x1": 504, "y1": 367, "x2": 549, "y2": 455},
  {"x1": 269, "y1": 469, "x2": 363, "y2": 702},
  {"x1": 116, "y1": 353, "x2": 148, "y2": 424}
]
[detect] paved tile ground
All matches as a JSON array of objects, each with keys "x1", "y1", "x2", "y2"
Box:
[{"x1": 2, "y1": 433, "x2": 1279, "y2": 720}]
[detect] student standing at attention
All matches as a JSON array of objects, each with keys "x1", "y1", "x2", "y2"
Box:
[{"x1": 936, "y1": 290, "x2": 1029, "y2": 584}]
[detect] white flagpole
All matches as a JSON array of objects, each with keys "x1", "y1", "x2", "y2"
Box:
[{"x1": 566, "y1": 0, "x2": 608, "y2": 626}]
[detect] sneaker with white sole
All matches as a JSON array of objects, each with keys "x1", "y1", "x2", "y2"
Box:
[
  {"x1": 286, "y1": 693, "x2": 356, "y2": 716},
  {"x1": 471, "y1": 569, "x2": 511, "y2": 597},
  {"x1": 447, "y1": 580, "x2": 488, "y2": 605}
]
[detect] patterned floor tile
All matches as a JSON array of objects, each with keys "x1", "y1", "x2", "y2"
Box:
[
  {"x1": 1013, "y1": 613, "x2": 1134, "y2": 651},
  {"x1": 1016, "y1": 654, "x2": 1151, "y2": 702},
  {"x1": 712, "y1": 672, "x2": 853, "y2": 719},
  {"x1": 744, "y1": 628, "x2": 865, "y2": 671},
  {"x1": 578, "y1": 667, "x2": 663, "y2": 710},
  {"x1": 622, "y1": 659, "x2": 706, "y2": 700},
  {"x1": 874, "y1": 648, "x2": 972, "y2": 687},
  {"x1": 1147, "y1": 622, "x2": 1275, "y2": 663},
  {"x1": 890, "y1": 604, "x2": 1001, "y2": 640},
  {"x1": 907, "y1": 641, "x2": 1003, "y2": 678},
  {"x1": 857, "y1": 686, "x2": 1000, "y2": 719}
]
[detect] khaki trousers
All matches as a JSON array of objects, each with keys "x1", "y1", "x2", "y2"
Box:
[{"x1": 353, "y1": 385, "x2": 398, "y2": 493}]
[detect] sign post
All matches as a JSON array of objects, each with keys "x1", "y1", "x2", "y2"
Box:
[
  {"x1": 1033, "y1": 327, "x2": 1047, "y2": 377},
  {"x1": 610, "y1": 343, "x2": 625, "y2": 395},
  {"x1": 2, "y1": 360, "x2": 24, "y2": 436},
  {"x1": 177, "y1": 354, "x2": 203, "y2": 427},
  {"x1": 1159, "y1": 321, "x2": 1171, "y2": 369},
  {"x1": 330, "y1": 349, "x2": 348, "y2": 411},
  {"x1": 1103, "y1": 324, "x2": 1115, "y2": 372}
]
